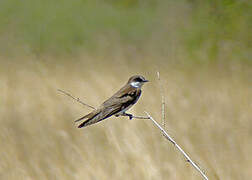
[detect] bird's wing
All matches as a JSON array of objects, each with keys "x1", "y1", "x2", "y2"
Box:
[
  {"x1": 101, "y1": 85, "x2": 142, "y2": 117},
  {"x1": 76, "y1": 86, "x2": 142, "y2": 128}
]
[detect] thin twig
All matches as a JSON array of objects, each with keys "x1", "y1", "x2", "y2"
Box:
[
  {"x1": 131, "y1": 115, "x2": 150, "y2": 120},
  {"x1": 144, "y1": 111, "x2": 208, "y2": 180},
  {"x1": 157, "y1": 72, "x2": 166, "y2": 129},
  {"x1": 58, "y1": 89, "x2": 148, "y2": 119},
  {"x1": 57, "y1": 89, "x2": 96, "y2": 110}
]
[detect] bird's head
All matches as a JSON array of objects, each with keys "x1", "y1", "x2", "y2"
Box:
[{"x1": 128, "y1": 75, "x2": 149, "y2": 88}]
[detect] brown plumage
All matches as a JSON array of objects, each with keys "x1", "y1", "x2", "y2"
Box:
[{"x1": 75, "y1": 75, "x2": 148, "y2": 128}]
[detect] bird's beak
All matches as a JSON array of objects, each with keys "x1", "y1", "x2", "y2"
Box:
[{"x1": 143, "y1": 80, "x2": 149, "y2": 83}]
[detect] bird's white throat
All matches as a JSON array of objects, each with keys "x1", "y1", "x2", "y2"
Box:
[{"x1": 130, "y1": 81, "x2": 142, "y2": 88}]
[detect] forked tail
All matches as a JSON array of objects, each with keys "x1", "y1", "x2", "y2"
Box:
[{"x1": 75, "y1": 110, "x2": 100, "y2": 128}]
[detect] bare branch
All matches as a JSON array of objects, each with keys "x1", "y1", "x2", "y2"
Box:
[
  {"x1": 57, "y1": 89, "x2": 96, "y2": 110},
  {"x1": 145, "y1": 111, "x2": 209, "y2": 180},
  {"x1": 58, "y1": 85, "x2": 208, "y2": 179}
]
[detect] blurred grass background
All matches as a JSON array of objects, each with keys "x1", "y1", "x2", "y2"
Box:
[{"x1": 0, "y1": 0, "x2": 251, "y2": 179}]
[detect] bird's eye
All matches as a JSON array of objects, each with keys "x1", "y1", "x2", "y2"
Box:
[{"x1": 135, "y1": 77, "x2": 143, "y2": 82}]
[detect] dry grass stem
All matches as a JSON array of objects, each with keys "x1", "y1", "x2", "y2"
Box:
[
  {"x1": 144, "y1": 111, "x2": 209, "y2": 180},
  {"x1": 157, "y1": 72, "x2": 166, "y2": 129}
]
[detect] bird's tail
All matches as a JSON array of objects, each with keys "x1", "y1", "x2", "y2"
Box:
[
  {"x1": 74, "y1": 113, "x2": 92, "y2": 123},
  {"x1": 75, "y1": 109, "x2": 101, "y2": 128}
]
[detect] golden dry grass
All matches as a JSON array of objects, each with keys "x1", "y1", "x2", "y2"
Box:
[{"x1": 0, "y1": 53, "x2": 251, "y2": 180}]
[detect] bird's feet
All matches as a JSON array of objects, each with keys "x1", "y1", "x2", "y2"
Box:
[
  {"x1": 128, "y1": 114, "x2": 133, "y2": 120},
  {"x1": 123, "y1": 113, "x2": 133, "y2": 120},
  {"x1": 116, "y1": 113, "x2": 133, "y2": 120}
]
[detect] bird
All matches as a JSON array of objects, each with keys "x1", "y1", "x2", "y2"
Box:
[{"x1": 75, "y1": 75, "x2": 149, "y2": 128}]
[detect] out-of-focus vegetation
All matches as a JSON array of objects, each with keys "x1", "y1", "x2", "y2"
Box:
[
  {"x1": 0, "y1": 0, "x2": 251, "y2": 180},
  {"x1": 0, "y1": 0, "x2": 251, "y2": 64}
]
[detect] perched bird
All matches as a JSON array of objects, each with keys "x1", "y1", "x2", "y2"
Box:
[{"x1": 75, "y1": 75, "x2": 149, "y2": 128}]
